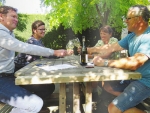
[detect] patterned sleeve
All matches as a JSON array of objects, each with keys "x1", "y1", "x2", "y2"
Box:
[
  {"x1": 94, "y1": 40, "x2": 104, "y2": 47},
  {"x1": 25, "y1": 38, "x2": 41, "y2": 62},
  {"x1": 27, "y1": 38, "x2": 37, "y2": 45},
  {"x1": 109, "y1": 37, "x2": 118, "y2": 44}
]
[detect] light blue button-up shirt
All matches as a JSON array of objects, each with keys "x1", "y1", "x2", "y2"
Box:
[{"x1": 0, "y1": 24, "x2": 54, "y2": 73}]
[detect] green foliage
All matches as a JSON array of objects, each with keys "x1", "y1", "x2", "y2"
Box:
[
  {"x1": 13, "y1": 0, "x2": 150, "y2": 50},
  {"x1": 16, "y1": 14, "x2": 28, "y2": 32},
  {"x1": 43, "y1": 0, "x2": 150, "y2": 33},
  {"x1": 43, "y1": 24, "x2": 84, "y2": 49},
  {"x1": 43, "y1": 25, "x2": 67, "y2": 49},
  {"x1": 44, "y1": 0, "x2": 101, "y2": 34},
  {"x1": 0, "y1": 0, "x2": 5, "y2": 5}
]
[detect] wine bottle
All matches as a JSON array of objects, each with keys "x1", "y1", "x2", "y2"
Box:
[{"x1": 80, "y1": 36, "x2": 88, "y2": 66}]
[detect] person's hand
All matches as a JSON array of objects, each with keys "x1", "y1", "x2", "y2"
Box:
[
  {"x1": 54, "y1": 49, "x2": 68, "y2": 57},
  {"x1": 87, "y1": 47, "x2": 93, "y2": 55},
  {"x1": 92, "y1": 56, "x2": 104, "y2": 66},
  {"x1": 67, "y1": 50, "x2": 74, "y2": 56}
]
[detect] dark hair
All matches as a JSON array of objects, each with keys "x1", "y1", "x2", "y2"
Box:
[
  {"x1": 99, "y1": 25, "x2": 113, "y2": 34},
  {"x1": 129, "y1": 5, "x2": 150, "y2": 22},
  {"x1": 0, "y1": 6, "x2": 17, "y2": 14},
  {"x1": 32, "y1": 20, "x2": 45, "y2": 34}
]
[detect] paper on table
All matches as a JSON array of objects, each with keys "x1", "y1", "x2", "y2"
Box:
[{"x1": 38, "y1": 64, "x2": 77, "y2": 71}]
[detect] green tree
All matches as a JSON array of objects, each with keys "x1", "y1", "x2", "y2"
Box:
[
  {"x1": 43, "y1": 0, "x2": 149, "y2": 33},
  {"x1": 0, "y1": 0, "x2": 5, "y2": 5}
]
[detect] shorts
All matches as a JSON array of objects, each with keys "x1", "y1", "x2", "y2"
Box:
[
  {"x1": 105, "y1": 80, "x2": 132, "y2": 92},
  {"x1": 112, "y1": 80, "x2": 150, "y2": 112}
]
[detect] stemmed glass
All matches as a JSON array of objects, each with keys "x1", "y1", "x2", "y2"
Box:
[
  {"x1": 66, "y1": 40, "x2": 74, "y2": 55},
  {"x1": 73, "y1": 37, "x2": 81, "y2": 48},
  {"x1": 73, "y1": 37, "x2": 81, "y2": 55}
]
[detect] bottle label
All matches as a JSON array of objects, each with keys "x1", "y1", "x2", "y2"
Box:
[
  {"x1": 80, "y1": 55, "x2": 81, "y2": 63},
  {"x1": 85, "y1": 54, "x2": 88, "y2": 63},
  {"x1": 80, "y1": 54, "x2": 88, "y2": 65}
]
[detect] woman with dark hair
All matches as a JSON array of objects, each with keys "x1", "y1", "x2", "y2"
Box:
[
  {"x1": 89, "y1": 25, "x2": 119, "y2": 59},
  {"x1": 95, "y1": 25, "x2": 117, "y2": 46},
  {"x1": 90, "y1": 25, "x2": 119, "y2": 100},
  {"x1": 15, "y1": 20, "x2": 55, "y2": 69},
  {"x1": 15, "y1": 20, "x2": 55, "y2": 112}
]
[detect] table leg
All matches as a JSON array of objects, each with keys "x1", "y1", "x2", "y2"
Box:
[
  {"x1": 85, "y1": 82, "x2": 92, "y2": 113},
  {"x1": 59, "y1": 83, "x2": 66, "y2": 113},
  {"x1": 73, "y1": 83, "x2": 81, "y2": 113}
]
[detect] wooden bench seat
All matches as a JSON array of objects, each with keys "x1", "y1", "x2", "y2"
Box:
[
  {"x1": 0, "y1": 83, "x2": 76, "y2": 113},
  {"x1": 142, "y1": 98, "x2": 150, "y2": 111},
  {"x1": 0, "y1": 95, "x2": 149, "y2": 113},
  {"x1": 0, "y1": 102, "x2": 13, "y2": 113}
]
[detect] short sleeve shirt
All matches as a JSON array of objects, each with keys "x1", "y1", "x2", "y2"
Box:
[
  {"x1": 118, "y1": 27, "x2": 150, "y2": 87},
  {"x1": 94, "y1": 37, "x2": 118, "y2": 47},
  {"x1": 95, "y1": 37, "x2": 119, "y2": 59}
]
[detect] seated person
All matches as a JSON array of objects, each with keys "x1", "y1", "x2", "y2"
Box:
[
  {"x1": 89, "y1": 25, "x2": 122, "y2": 99},
  {"x1": 89, "y1": 5, "x2": 150, "y2": 113},
  {"x1": 90, "y1": 26, "x2": 129, "y2": 97},
  {"x1": 89, "y1": 25, "x2": 119, "y2": 60},
  {"x1": 15, "y1": 20, "x2": 55, "y2": 110},
  {"x1": 77, "y1": 25, "x2": 123, "y2": 100},
  {"x1": 0, "y1": 6, "x2": 70, "y2": 113},
  {"x1": 15, "y1": 20, "x2": 57, "y2": 70}
]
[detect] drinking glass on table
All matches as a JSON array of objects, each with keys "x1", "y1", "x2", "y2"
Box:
[
  {"x1": 73, "y1": 37, "x2": 81, "y2": 48},
  {"x1": 73, "y1": 37, "x2": 81, "y2": 55},
  {"x1": 66, "y1": 40, "x2": 74, "y2": 55}
]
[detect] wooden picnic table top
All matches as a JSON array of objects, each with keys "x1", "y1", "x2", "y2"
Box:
[{"x1": 14, "y1": 55, "x2": 141, "y2": 85}]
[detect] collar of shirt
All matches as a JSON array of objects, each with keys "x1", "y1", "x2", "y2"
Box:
[{"x1": 0, "y1": 24, "x2": 13, "y2": 35}]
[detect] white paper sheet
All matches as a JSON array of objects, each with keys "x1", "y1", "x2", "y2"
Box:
[{"x1": 38, "y1": 64, "x2": 77, "y2": 71}]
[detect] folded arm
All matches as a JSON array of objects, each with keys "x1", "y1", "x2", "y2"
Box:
[{"x1": 93, "y1": 53, "x2": 148, "y2": 70}]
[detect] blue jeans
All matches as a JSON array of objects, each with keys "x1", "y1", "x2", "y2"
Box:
[
  {"x1": 112, "y1": 80, "x2": 150, "y2": 112},
  {"x1": 0, "y1": 76, "x2": 43, "y2": 113}
]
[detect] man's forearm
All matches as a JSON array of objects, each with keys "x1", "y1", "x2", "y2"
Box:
[
  {"x1": 108, "y1": 54, "x2": 146, "y2": 70},
  {"x1": 87, "y1": 46, "x2": 112, "y2": 58},
  {"x1": 88, "y1": 43, "x2": 123, "y2": 57}
]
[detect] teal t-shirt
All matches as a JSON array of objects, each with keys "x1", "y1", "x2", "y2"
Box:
[{"x1": 118, "y1": 27, "x2": 150, "y2": 88}]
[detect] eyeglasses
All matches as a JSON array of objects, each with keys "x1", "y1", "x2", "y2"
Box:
[
  {"x1": 37, "y1": 29, "x2": 47, "y2": 31},
  {"x1": 122, "y1": 16, "x2": 139, "y2": 21}
]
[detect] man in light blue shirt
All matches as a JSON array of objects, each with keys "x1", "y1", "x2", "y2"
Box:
[
  {"x1": 0, "y1": 6, "x2": 69, "y2": 113},
  {"x1": 89, "y1": 5, "x2": 150, "y2": 113}
]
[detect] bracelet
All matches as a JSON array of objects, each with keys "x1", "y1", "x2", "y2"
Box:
[{"x1": 104, "y1": 60, "x2": 109, "y2": 67}]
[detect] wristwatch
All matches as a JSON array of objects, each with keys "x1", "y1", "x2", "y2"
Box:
[{"x1": 104, "y1": 60, "x2": 109, "y2": 67}]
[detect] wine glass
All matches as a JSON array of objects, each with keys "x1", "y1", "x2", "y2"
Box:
[
  {"x1": 73, "y1": 37, "x2": 80, "y2": 48},
  {"x1": 66, "y1": 40, "x2": 74, "y2": 55},
  {"x1": 73, "y1": 37, "x2": 81, "y2": 55}
]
